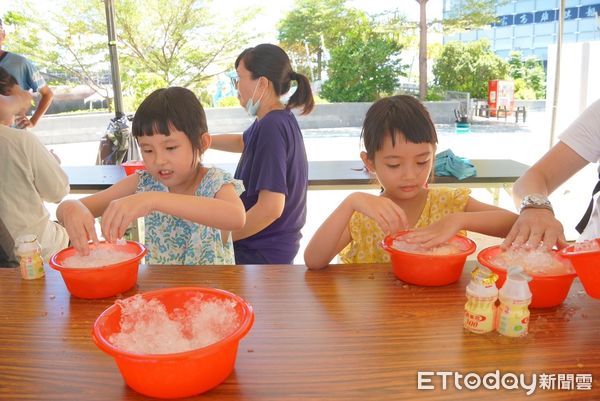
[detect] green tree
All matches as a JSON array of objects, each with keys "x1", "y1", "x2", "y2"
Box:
[
  {"x1": 432, "y1": 39, "x2": 509, "y2": 99},
  {"x1": 278, "y1": 0, "x2": 366, "y2": 81},
  {"x1": 414, "y1": 0, "x2": 500, "y2": 100},
  {"x1": 217, "y1": 96, "x2": 240, "y2": 107},
  {"x1": 114, "y1": 0, "x2": 258, "y2": 89},
  {"x1": 3, "y1": 6, "x2": 107, "y2": 91},
  {"x1": 3, "y1": 0, "x2": 258, "y2": 109},
  {"x1": 128, "y1": 72, "x2": 168, "y2": 109},
  {"x1": 508, "y1": 52, "x2": 524, "y2": 79},
  {"x1": 508, "y1": 51, "x2": 546, "y2": 99},
  {"x1": 513, "y1": 78, "x2": 536, "y2": 100},
  {"x1": 320, "y1": 24, "x2": 404, "y2": 102}
]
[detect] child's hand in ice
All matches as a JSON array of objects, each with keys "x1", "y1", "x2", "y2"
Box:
[
  {"x1": 59, "y1": 200, "x2": 99, "y2": 255},
  {"x1": 401, "y1": 214, "x2": 461, "y2": 248},
  {"x1": 101, "y1": 193, "x2": 154, "y2": 243}
]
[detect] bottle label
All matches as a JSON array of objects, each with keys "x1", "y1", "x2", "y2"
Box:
[
  {"x1": 19, "y1": 252, "x2": 45, "y2": 280},
  {"x1": 497, "y1": 304, "x2": 529, "y2": 337},
  {"x1": 464, "y1": 299, "x2": 496, "y2": 334}
]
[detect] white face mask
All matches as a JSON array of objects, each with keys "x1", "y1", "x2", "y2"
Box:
[{"x1": 243, "y1": 79, "x2": 265, "y2": 117}]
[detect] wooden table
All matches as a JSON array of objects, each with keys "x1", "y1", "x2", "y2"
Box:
[
  {"x1": 0, "y1": 262, "x2": 598, "y2": 400},
  {"x1": 64, "y1": 159, "x2": 529, "y2": 195}
]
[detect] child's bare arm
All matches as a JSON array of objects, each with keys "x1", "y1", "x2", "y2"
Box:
[
  {"x1": 460, "y1": 197, "x2": 519, "y2": 237},
  {"x1": 100, "y1": 183, "x2": 246, "y2": 243},
  {"x1": 304, "y1": 193, "x2": 408, "y2": 269},
  {"x1": 403, "y1": 197, "x2": 518, "y2": 247},
  {"x1": 304, "y1": 195, "x2": 355, "y2": 270}
]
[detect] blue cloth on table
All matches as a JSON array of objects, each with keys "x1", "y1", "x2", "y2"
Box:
[{"x1": 435, "y1": 149, "x2": 477, "y2": 180}]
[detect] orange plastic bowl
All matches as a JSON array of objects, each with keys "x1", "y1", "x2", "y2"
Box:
[
  {"x1": 49, "y1": 241, "x2": 146, "y2": 299},
  {"x1": 478, "y1": 245, "x2": 577, "y2": 308},
  {"x1": 560, "y1": 240, "x2": 600, "y2": 299},
  {"x1": 121, "y1": 160, "x2": 145, "y2": 175},
  {"x1": 92, "y1": 287, "x2": 254, "y2": 399},
  {"x1": 381, "y1": 231, "x2": 476, "y2": 286}
]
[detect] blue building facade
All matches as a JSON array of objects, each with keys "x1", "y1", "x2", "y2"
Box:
[{"x1": 443, "y1": 0, "x2": 600, "y2": 63}]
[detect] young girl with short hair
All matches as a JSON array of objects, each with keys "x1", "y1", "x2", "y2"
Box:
[
  {"x1": 57, "y1": 87, "x2": 246, "y2": 265},
  {"x1": 304, "y1": 95, "x2": 517, "y2": 269}
]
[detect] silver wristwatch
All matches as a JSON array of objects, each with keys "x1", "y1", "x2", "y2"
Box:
[{"x1": 519, "y1": 194, "x2": 554, "y2": 214}]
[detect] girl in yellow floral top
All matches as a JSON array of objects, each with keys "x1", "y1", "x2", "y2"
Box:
[{"x1": 304, "y1": 95, "x2": 518, "y2": 269}]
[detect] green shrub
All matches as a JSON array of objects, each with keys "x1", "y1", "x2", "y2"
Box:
[{"x1": 217, "y1": 96, "x2": 240, "y2": 107}]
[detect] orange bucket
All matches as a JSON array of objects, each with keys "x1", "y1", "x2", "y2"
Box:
[
  {"x1": 121, "y1": 160, "x2": 145, "y2": 175},
  {"x1": 560, "y1": 240, "x2": 600, "y2": 299},
  {"x1": 49, "y1": 241, "x2": 146, "y2": 299},
  {"x1": 92, "y1": 287, "x2": 254, "y2": 399},
  {"x1": 478, "y1": 245, "x2": 576, "y2": 308},
  {"x1": 381, "y1": 231, "x2": 476, "y2": 286}
]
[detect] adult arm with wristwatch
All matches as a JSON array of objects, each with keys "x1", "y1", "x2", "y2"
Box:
[{"x1": 503, "y1": 99, "x2": 600, "y2": 250}]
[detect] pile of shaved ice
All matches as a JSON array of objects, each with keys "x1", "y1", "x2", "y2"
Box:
[
  {"x1": 491, "y1": 246, "x2": 574, "y2": 276},
  {"x1": 109, "y1": 294, "x2": 240, "y2": 354},
  {"x1": 570, "y1": 239, "x2": 600, "y2": 253},
  {"x1": 392, "y1": 239, "x2": 464, "y2": 255},
  {"x1": 63, "y1": 245, "x2": 137, "y2": 268}
]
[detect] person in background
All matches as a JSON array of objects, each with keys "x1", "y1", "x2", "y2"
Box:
[
  {"x1": 56, "y1": 87, "x2": 246, "y2": 265},
  {"x1": 503, "y1": 99, "x2": 600, "y2": 250},
  {"x1": 210, "y1": 43, "x2": 314, "y2": 264},
  {"x1": 0, "y1": 67, "x2": 69, "y2": 263},
  {"x1": 0, "y1": 67, "x2": 25, "y2": 122},
  {"x1": 304, "y1": 95, "x2": 518, "y2": 270},
  {"x1": 0, "y1": 17, "x2": 54, "y2": 128}
]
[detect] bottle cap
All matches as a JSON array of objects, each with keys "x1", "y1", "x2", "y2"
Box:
[
  {"x1": 467, "y1": 266, "x2": 499, "y2": 298},
  {"x1": 14, "y1": 234, "x2": 40, "y2": 255},
  {"x1": 15, "y1": 234, "x2": 37, "y2": 244},
  {"x1": 471, "y1": 265, "x2": 498, "y2": 285}
]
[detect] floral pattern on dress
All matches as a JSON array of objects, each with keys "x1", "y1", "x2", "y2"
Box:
[
  {"x1": 339, "y1": 187, "x2": 471, "y2": 264},
  {"x1": 136, "y1": 167, "x2": 244, "y2": 265}
]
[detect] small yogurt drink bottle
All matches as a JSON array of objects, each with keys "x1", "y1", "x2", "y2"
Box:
[
  {"x1": 15, "y1": 234, "x2": 45, "y2": 280},
  {"x1": 464, "y1": 266, "x2": 498, "y2": 334},
  {"x1": 496, "y1": 267, "x2": 532, "y2": 337}
]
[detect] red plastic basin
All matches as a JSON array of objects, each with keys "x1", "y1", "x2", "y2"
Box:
[
  {"x1": 49, "y1": 241, "x2": 146, "y2": 299},
  {"x1": 121, "y1": 160, "x2": 145, "y2": 175},
  {"x1": 92, "y1": 287, "x2": 254, "y2": 399},
  {"x1": 381, "y1": 231, "x2": 476, "y2": 286},
  {"x1": 560, "y1": 240, "x2": 600, "y2": 299},
  {"x1": 478, "y1": 245, "x2": 576, "y2": 308}
]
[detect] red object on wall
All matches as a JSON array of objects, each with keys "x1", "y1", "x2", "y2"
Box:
[{"x1": 488, "y1": 80, "x2": 515, "y2": 116}]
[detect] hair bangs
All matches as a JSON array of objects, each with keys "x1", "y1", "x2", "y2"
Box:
[{"x1": 362, "y1": 96, "x2": 438, "y2": 157}]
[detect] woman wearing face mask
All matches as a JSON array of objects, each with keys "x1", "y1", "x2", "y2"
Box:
[{"x1": 211, "y1": 43, "x2": 314, "y2": 264}]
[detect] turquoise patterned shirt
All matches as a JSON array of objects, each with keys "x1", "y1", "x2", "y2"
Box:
[{"x1": 136, "y1": 167, "x2": 244, "y2": 265}]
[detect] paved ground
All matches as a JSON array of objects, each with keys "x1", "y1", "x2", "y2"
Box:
[{"x1": 38, "y1": 111, "x2": 595, "y2": 263}]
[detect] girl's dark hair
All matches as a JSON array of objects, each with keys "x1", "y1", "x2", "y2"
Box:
[
  {"x1": 235, "y1": 43, "x2": 314, "y2": 115},
  {"x1": 0, "y1": 67, "x2": 18, "y2": 95},
  {"x1": 361, "y1": 95, "x2": 438, "y2": 158},
  {"x1": 132, "y1": 87, "x2": 208, "y2": 153}
]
